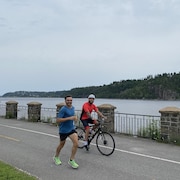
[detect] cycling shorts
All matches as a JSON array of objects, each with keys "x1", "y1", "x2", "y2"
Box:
[{"x1": 81, "y1": 118, "x2": 96, "y2": 129}]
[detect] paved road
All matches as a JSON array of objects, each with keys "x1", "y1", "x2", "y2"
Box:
[{"x1": 0, "y1": 118, "x2": 180, "y2": 180}]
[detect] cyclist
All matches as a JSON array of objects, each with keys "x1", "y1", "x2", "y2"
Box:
[{"x1": 80, "y1": 94, "x2": 106, "y2": 148}]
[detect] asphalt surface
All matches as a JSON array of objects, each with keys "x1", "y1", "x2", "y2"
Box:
[{"x1": 0, "y1": 118, "x2": 180, "y2": 180}]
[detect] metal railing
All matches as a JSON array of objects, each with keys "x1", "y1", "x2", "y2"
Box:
[
  {"x1": 115, "y1": 113, "x2": 160, "y2": 137},
  {"x1": 0, "y1": 104, "x2": 160, "y2": 137}
]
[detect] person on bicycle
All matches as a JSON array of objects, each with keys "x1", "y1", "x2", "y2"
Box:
[{"x1": 80, "y1": 94, "x2": 106, "y2": 147}]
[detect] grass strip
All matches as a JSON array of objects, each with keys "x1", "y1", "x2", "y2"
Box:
[{"x1": 0, "y1": 160, "x2": 37, "y2": 180}]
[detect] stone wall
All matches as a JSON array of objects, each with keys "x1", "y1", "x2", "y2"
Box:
[
  {"x1": 159, "y1": 106, "x2": 180, "y2": 143},
  {"x1": 56, "y1": 102, "x2": 65, "y2": 118},
  {"x1": 6, "y1": 101, "x2": 18, "y2": 119},
  {"x1": 27, "y1": 102, "x2": 42, "y2": 122},
  {"x1": 97, "y1": 104, "x2": 116, "y2": 133}
]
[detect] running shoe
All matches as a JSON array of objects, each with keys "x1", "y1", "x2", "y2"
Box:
[
  {"x1": 53, "y1": 156, "x2": 62, "y2": 165},
  {"x1": 68, "y1": 160, "x2": 79, "y2": 169}
]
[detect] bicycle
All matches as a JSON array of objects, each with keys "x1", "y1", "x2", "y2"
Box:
[{"x1": 76, "y1": 118, "x2": 115, "y2": 156}]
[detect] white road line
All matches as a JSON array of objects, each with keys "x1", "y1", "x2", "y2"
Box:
[
  {"x1": 0, "y1": 123, "x2": 180, "y2": 165},
  {"x1": 0, "y1": 124, "x2": 59, "y2": 138},
  {"x1": 115, "y1": 148, "x2": 180, "y2": 165}
]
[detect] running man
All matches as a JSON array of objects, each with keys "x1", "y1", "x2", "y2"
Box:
[{"x1": 53, "y1": 95, "x2": 79, "y2": 169}]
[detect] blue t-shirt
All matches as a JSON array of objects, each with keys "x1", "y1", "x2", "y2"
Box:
[{"x1": 57, "y1": 105, "x2": 75, "y2": 134}]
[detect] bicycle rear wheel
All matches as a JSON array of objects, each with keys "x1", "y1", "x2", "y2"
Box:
[
  {"x1": 96, "y1": 131, "x2": 115, "y2": 156},
  {"x1": 75, "y1": 127, "x2": 86, "y2": 148},
  {"x1": 76, "y1": 127, "x2": 85, "y2": 140}
]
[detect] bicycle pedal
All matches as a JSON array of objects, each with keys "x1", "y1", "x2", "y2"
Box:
[{"x1": 84, "y1": 145, "x2": 89, "y2": 151}]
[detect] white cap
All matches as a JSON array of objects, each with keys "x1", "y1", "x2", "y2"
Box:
[{"x1": 88, "y1": 94, "x2": 95, "y2": 99}]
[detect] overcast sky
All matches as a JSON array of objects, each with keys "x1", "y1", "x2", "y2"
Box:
[{"x1": 0, "y1": 0, "x2": 180, "y2": 96}]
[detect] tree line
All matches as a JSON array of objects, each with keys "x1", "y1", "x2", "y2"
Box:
[{"x1": 2, "y1": 72, "x2": 180, "y2": 100}]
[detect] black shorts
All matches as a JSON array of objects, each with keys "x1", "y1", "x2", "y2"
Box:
[
  {"x1": 59, "y1": 129, "x2": 77, "y2": 141},
  {"x1": 81, "y1": 118, "x2": 94, "y2": 128}
]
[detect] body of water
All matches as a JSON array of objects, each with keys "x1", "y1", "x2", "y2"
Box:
[{"x1": 0, "y1": 97, "x2": 180, "y2": 116}]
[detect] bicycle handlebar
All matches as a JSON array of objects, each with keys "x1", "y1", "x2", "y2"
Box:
[{"x1": 97, "y1": 118, "x2": 105, "y2": 124}]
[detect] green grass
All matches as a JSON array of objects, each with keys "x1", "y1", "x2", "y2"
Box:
[{"x1": 0, "y1": 161, "x2": 37, "y2": 180}]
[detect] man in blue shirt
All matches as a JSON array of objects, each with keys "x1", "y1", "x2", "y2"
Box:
[{"x1": 53, "y1": 95, "x2": 79, "y2": 169}]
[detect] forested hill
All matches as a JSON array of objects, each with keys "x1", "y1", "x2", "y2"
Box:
[{"x1": 2, "y1": 72, "x2": 180, "y2": 100}]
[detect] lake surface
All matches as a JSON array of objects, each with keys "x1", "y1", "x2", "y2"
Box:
[{"x1": 1, "y1": 97, "x2": 180, "y2": 116}]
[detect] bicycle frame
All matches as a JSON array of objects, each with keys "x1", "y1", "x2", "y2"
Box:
[{"x1": 87, "y1": 120, "x2": 105, "y2": 145}]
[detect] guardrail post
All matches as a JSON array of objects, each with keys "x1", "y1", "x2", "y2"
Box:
[
  {"x1": 97, "y1": 104, "x2": 116, "y2": 133},
  {"x1": 6, "y1": 101, "x2": 18, "y2": 119},
  {"x1": 27, "y1": 102, "x2": 42, "y2": 122},
  {"x1": 159, "y1": 106, "x2": 180, "y2": 144}
]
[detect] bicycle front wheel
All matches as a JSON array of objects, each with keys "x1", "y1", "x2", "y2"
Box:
[{"x1": 96, "y1": 131, "x2": 115, "y2": 156}]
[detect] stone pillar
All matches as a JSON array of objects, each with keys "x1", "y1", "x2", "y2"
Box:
[
  {"x1": 56, "y1": 103, "x2": 65, "y2": 117},
  {"x1": 97, "y1": 104, "x2": 116, "y2": 133},
  {"x1": 6, "y1": 101, "x2": 18, "y2": 119},
  {"x1": 159, "y1": 106, "x2": 180, "y2": 143},
  {"x1": 27, "y1": 102, "x2": 42, "y2": 122}
]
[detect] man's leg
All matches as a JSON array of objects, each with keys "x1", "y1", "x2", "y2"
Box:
[
  {"x1": 69, "y1": 133, "x2": 79, "y2": 160},
  {"x1": 55, "y1": 140, "x2": 66, "y2": 157},
  {"x1": 68, "y1": 133, "x2": 79, "y2": 168},
  {"x1": 81, "y1": 120, "x2": 90, "y2": 146},
  {"x1": 85, "y1": 126, "x2": 90, "y2": 144},
  {"x1": 53, "y1": 139, "x2": 66, "y2": 165}
]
